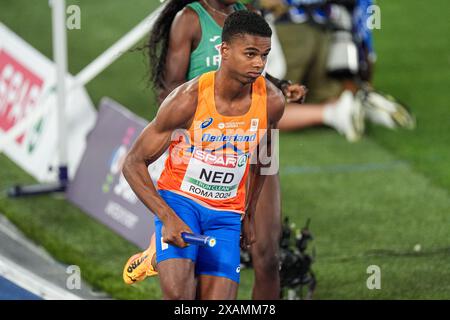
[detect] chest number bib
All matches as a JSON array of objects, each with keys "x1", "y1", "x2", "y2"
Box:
[{"x1": 181, "y1": 148, "x2": 249, "y2": 200}]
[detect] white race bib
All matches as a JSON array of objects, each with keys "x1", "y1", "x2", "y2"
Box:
[{"x1": 180, "y1": 148, "x2": 249, "y2": 200}]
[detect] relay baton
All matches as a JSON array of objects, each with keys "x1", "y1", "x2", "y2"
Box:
[{"x1": 181, "y1": 233, "x2": 217, "y2": 248}]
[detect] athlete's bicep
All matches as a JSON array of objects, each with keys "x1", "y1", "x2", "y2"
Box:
[
  {"x1": 266, "y1": 78, "x2": 285, "y2": 126},
  {"x1": 159, "y1": 9, "x2": 199, "y2": 102},
  {"x1": 131, "y1": 84, "x2": 198, "y2": 165},
  {"x1": 165, "y1": 21, "x2": 191, "y2": 85},
  {"x1": 126, "y1": 116, "x2": 172, "y2": 167},
  {"x1": 261, "y1": 80, "x2": 284, "y2": 165}
]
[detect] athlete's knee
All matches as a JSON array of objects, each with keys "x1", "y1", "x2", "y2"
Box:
[
  {"x1": 251, "y1": 242, "x2": 280, "y2": 276},
  {"x1": 162, "y1": 284, "x2": 196, "y2": 300},
  {"x1": 158, "y1": 259, "x2": 196, "y2": 300},
  {"x1": 252, "y1": 227, "x2": 281, "y2": 269},
  {"x1": 160, "y1": 269, "x2": 196, "y2": 299},
  {"x1": 163, "y1": 291, "x2": 193, "y2": 300}
]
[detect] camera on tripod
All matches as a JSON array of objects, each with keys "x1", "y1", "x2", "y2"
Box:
[
  {"x1": 239, "y1": 216, "x2": 317, "y2": 300},
  {"x1": 279, "y1": 217, "x2": 316, "y2": 300}
]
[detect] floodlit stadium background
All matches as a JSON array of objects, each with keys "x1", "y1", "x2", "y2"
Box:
[{"x1": 0, "y1": 0, "x2": 449, "y2": 299}]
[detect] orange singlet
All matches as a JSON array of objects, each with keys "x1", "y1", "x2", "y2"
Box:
[{"x1": 157, "y1": 71, "x2": 268, "y2": 214}]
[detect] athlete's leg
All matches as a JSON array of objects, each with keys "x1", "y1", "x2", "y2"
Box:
[
  {"x1": 275, "y1": 23, "x2": 347, "y2": 133},
  {"x1": 195, "y1": 207, "x2": 242, "y2": 300},
  {"x1": 303, "y1": 26, "x2": 343, "y2": 104},
  {"x1": 278, "y1": 102, "x2": 328, "y2": 130},
  {"x1": 275, "y1": 23, "x2": 315, "y2": 85},
  {"x1": 122, "y1": 233, "x2": 158, "y2": 284},
  {"x1": 157, "y1": 259, "x2": 197, "y2": 300},
  {"x1": 277, "y1": 30, "x2": 363, "y2": 140},
  {"x1": 251, "y1": 173, "x2": 282, "y2": 300},
  {"x1": 196, "y1": 275, "x2": 238, "y2": 300},
  {"x1": 154, "y1": 190, "x2": 201, "y2": 300}
]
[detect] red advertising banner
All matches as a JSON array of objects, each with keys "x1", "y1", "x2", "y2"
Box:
[{"x1": 0, "y1": 49, "x2": 44, "y2": 144}]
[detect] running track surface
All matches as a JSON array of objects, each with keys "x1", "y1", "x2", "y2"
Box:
[{"x1": 0, "y1": 275, "x2": 42, "y2": 300}]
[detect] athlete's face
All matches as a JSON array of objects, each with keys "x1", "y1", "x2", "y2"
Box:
[{"x1": 221, "y1": 34, "x2": 271, "y2": 84}]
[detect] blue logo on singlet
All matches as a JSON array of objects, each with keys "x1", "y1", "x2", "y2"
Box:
[{"x1": 200, "y1": 117, "x2": 213, "y2": 129}]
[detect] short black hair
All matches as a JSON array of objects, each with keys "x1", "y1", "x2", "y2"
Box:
[{"x1": 222, "y1": 11, "x2": 272, "y2": 43}]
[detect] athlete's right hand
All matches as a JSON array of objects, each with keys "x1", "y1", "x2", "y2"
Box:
[{"x1": 160, "y1": 210, "x2": 193, "y2": 248}]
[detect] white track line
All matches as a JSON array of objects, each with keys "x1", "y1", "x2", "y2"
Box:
[{"x1": 0, "y1": 255, "x2": 82, "y2": 300}]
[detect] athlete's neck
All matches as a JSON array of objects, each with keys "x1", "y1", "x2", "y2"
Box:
[{"x1": 214, "y1": 69, "x2": 252, "y2": 102}]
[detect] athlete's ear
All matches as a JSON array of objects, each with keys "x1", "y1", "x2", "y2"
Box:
[{"x1": 221, "y1": 41, "x2": 230, "y2": 60}]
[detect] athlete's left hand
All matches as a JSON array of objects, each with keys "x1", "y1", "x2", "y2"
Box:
[
  {"x1": 241, "y1": 213, "x2": 256, "y2": 250},
  {"x1": 282, "y1": 83, "x2": 308, "y2": 103}
]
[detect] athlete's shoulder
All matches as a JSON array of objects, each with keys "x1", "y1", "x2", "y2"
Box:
[
  {"x1": 163, "y1": 76, "x2": 199, "y2": 112},
  {"x1": 175, "y1": 3, "x2": 201, "y2": 25},
  {"x1": 157, "y1": 78, "x2": 200, "y2": 130},
  {"x1": 264, "y1": 77, "x2": 285, "y2": 124},
  {"x1": 171, "y1": 4, "x2": 201, "y2": 36}
]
